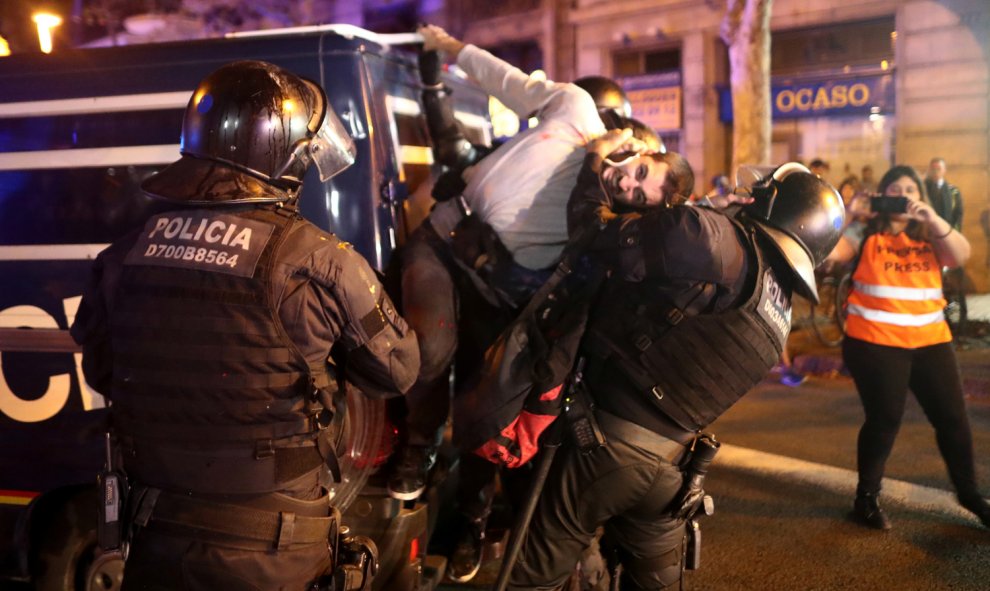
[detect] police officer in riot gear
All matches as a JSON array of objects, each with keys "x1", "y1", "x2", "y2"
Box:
[
  {"x1": 70, "y1": 60, "x2": 419, "y2": 590},
  {"x1": 573, "y1": 75, "x2": 665, "y2": 154},
  {"x1": 573, "y1": 75, "x2": 633, "y2": 127},
  {"x1": 507, "y1": 162, "x2": 844, "y2": 590}
]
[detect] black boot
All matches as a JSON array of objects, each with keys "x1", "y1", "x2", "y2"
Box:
[
  {"x1": 387, "y1": 445, "x2": 436, "y2": 501},
  {"x1": 958, "y1": 494, "x2": 990, "y2": 529},
  {"x1": 447, "y1": 516, "x2": 486, "y2": 583},
  {"x1": 852, "y1": 491, "x2": 892, "y2": 530}
]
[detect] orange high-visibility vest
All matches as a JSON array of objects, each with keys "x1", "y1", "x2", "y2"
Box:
[{"x1": 845, "y1": 231, "x2": 951, "y2": 349}]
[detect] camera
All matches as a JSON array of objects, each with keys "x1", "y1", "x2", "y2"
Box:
[{"x1": 870, "y1": 196, "x2": 909, "y2": 214}]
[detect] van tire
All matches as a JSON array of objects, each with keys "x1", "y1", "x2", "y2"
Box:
[{"x1": 30, "y1": 486, "x2": 118, "y2": 591}]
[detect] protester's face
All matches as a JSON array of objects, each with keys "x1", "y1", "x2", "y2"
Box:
[{"x1": 601, "y1": 155, "x2": 670, "y2": 208}]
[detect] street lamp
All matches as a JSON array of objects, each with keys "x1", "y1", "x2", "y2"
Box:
[
  {"x1": 33, "y1": 12, "x2": 63, "y2": 54},
  {"x1": 0, "y1": 35, "x2": 10, "y2": 57}
]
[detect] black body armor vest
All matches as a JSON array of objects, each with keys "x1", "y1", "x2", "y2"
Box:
[
  {"x1": 110, "y1": 206, "x2": 336, "y2": 494},
  {"x1": 584, "y1": 218, "x2": 793, "y2": 432}
]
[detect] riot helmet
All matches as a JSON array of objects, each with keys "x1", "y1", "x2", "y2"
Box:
[
  {"x1": 142, "y1": 60, "x2": 356, "y2": 204},
  {"x1": 574, "y1": 75, "x2": 632, "y2": 127},
  {"x1": 740, "y1": 163, "x2": 845, "y2": 303}
]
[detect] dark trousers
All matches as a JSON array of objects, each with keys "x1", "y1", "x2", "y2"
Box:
[
  {"x1": 123, "y1": 530, "x2": 331, "y2": 591},
  {"x1": 400, "y1": 224, "x2": 460, "y2": 447},
  {"x1": 509, "y1": 412, "x2": 687, "y2": 590},
  {"x1": 122, "y1": 491, "x2": 333, "y2": 591},
  {"x1": 842, "y1": 337, "x2": 980, "y2": 498}
]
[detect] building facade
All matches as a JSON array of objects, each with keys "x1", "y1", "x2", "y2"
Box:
[{"x1": 7, "y1": 0, "x2": 988, "y2": 289}]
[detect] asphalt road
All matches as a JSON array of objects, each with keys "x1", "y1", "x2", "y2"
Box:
[
  {"x1": 443, "y1": 318, "x2": 990, "y2": 590},
  {"x1": 689, "y1": 371, "x2": 990, "y2": 590}
]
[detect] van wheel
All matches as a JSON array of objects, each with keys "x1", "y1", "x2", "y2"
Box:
[
  {"x1": 31, "y1": 486, "x2": 122, "y2": 591},
  {"x1": 84, "y1": 551, "x2": 125, "y2": 591}
]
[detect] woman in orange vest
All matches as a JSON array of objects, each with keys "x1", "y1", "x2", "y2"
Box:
[{"x1": 828, "y1": 164, "x2": 988, "y2": 530}]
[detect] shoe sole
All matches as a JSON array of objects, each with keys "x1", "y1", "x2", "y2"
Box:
[
  {"x1": 387, "y1": 486, "x2": 426, "y2": 501},
  {"x1": 447, "y1": 560, "x2": 482, "y2": 583}
]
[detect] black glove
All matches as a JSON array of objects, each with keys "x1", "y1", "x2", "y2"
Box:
[{"x1": 432, "y1": 168, "x2": 467, "y2": 202}]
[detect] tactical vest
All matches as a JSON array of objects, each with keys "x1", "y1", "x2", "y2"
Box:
[
  {"x1": 584, "y1": 220, "x2": 792, "y2": 432},
  {"x1": 109, "y1": 206, "x2": 339, "y2": 495}
]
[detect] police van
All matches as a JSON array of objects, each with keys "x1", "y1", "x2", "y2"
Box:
[{"x1": 0, "y1": 24, "x2": 491, "y2": 590}]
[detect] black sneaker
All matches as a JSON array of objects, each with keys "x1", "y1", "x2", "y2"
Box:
[
  {"x1": 387, "y1": 445, "x2": 436, "y2": 501},
  {"x1": 447, "y1": 518, "x2": 485, "y2": 583},
  {"x1": 851, "y1": 492, "x2": 892, "y2": 530},
  {"x1": 958, "y1": 494, "x2": 990, "y2": 529}
]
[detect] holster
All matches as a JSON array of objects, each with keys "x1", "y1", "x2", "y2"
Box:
[{"x1": 330, "y1": 534, "x2": 379, "y2": 591}]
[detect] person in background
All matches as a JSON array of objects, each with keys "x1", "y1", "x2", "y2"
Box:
[
  {"x1": 70, "y1": 61, "x2": 419, "y2": 589},
  {"x1": 809, "y1": 158, "x2": 831, "y2": 181},
  {"x1": 827, "y1": 164, "x2": 989, "y2": 531},
  {"x1": 838, "y1": 176, "x2": 860, "y2": 207},
  {"x1": 925, "y1": 157, "x2": 963, "y2": 231},
  {"x1": 838, "y1": 175, "x2": 870, "y2": 225},
  {"x1": 860, "y1": 164, "x2": 878, "y2": 194},
  {"x1": 700, "y1": 174, "x2": 731, "y2": 203}
]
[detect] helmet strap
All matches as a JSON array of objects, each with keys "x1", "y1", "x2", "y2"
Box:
[{"x1": 272, "y1": 139, "x2": 313, "y2": 184}]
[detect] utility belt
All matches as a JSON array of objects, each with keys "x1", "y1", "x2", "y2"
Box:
[
  {"x1": 128, "y1": 486, "x2": 339, "y2": 551},
  {"x1": 593, "y1": 410, "x2": 690, "y2": 466},
  {"x1": 564, "y1": 364, "x2": 694, "y2": 466},
  {"x1": 121, "y1": 433, "x2": 332, "y2": 496},
  {"x1": 122, "y1": 486, "x2": 378, "y2": 590}
]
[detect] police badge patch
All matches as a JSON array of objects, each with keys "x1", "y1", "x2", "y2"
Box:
[
  {"x1": 757, "y1": 267, "x2": 792, "y2": 345},
  {"x1": 124, "y1": 211, "x2": 275, "y2": 278}
]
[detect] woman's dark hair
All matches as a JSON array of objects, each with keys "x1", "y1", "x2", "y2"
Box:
[{"x1": 866, "y1": 165, "x2": 930, "y2": 242}]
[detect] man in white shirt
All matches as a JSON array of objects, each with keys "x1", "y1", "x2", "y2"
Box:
[
  {"x1": 392, "y1": 25, "x2": 615, "y2": 502},
  {"x1": 425, "y1": 25, "x2": 609, "y2": 269}
]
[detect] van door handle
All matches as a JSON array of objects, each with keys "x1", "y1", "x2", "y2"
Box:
[{"x1": 380, "y1": 179, "x2": 408, "y2": 206}]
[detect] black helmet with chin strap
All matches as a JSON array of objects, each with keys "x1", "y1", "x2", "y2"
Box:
[
  {"x1": 142, "y1": 60, "x2": 356, "y2": 205},
  {"x1": 741, "y1": 163, "x2": 845, "y2": 304},
  {"x1": 574, "y1": 75, "x2": 632, "y2": 127}
]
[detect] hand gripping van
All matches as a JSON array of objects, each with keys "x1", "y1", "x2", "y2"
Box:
[{"x1": 0, "y1": 24, "x2": 491, "y2": 591}]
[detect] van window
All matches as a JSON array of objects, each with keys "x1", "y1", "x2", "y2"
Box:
[{"x1": 0, "y1": 110, "x2": 183, "y2": 152}]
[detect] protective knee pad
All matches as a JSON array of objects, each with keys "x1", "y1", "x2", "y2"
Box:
[{"x1": 619, "y1": 545, "x2": 683, "y2": 590}]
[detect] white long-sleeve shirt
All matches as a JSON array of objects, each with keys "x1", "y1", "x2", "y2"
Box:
[{"x1": 452, "y1": 44, "x2": 605, "y2": 270}]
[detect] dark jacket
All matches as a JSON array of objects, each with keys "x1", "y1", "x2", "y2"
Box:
[
  {"x1": 567, "y1": 155, "x2": 794, "y2": 440},
  {"x1": 70, "y1": 203, "x2": 419, "y2": 496},
  {"x1": 925, "y1": 178, "x2": 963, "y2": 230}
]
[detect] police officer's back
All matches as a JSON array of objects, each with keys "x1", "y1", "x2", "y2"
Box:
[{"x1": 70, "y1": 61, "x2": 419, "y2": 590}]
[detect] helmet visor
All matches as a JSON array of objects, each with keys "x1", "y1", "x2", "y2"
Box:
[{"x1": 310, "y1": 108, "x2": 357, "y2": 182}]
